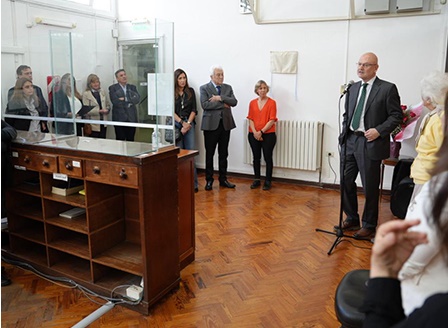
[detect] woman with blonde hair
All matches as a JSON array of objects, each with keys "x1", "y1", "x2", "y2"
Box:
[
  {"x1": 247, "y1": 80, "x2": 278, "y2": 190},
  {"x1": 82, "y1": 74, "x2": 110, "y2": 138}
]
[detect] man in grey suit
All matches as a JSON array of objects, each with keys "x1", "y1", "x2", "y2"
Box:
[
  {"x1": 336, "y1": 52, "x2": 402, "y2": 239},
  {"x1": 200, "y1": 65, "x2": 238, "y2": 191},
  {"x1": 109, "y1": 69, "x2": 140, "y2": 141}
]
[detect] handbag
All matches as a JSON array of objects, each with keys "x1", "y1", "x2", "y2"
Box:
[
  {"x1": 83, "y1": 123, "x2": 92, "y2": 136},
  {"x1": 165, "y1": 117, "x2": 182, "y2": 143}
]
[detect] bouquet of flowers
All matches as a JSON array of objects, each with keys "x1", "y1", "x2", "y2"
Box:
[{"x1": 391, "y1": 103, "x2": 423, "y2": 142}]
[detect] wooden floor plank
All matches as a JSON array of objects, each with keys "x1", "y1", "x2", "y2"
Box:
[{"x1": 2, "y1": 174, "x2": 395, "y2": 327}]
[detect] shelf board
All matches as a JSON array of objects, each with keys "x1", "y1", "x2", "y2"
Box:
[
  {"x1": 9, "y1": 207, "x2": 44, "y2": 221},
  {"x1": 13, "y1": 183, "x2": 41, "y2": 196},
  {"x1": 43, "y1": 193, "x2": 86, "y2": 207},
  {"x1": 10, "y1": 230, "x2": 45, "y2": 245},
  {"x1": 48, "y1": 236, "x2": 90, "y2": 259},
  {"x1": 8, "y1": 246, "x2": 47, "y2": 267},
  {"x1": 46, "y1": 215, "x2": 88, "y2": 234},
  {"x1": 93, "y1": 241, "x2": 143, "y2": 276},
  {"x1": 94, "y1": 269, "x2": 142, "y2": 291},
  {"x1": 50, "y1": 256, "x2": 91, "y2": 282}
]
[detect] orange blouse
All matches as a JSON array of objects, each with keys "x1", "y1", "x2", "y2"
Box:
[{"x1": 247, "y1": 97, "x2": 278, "y2": 133}]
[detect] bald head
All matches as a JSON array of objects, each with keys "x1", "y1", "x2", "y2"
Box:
[{"x1": 357, "y1": 52, "x2": 379, "y2": 82}]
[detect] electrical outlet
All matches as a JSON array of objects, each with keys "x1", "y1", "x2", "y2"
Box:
[{"x1": 327, "y1": 152, "x2": 334, "y2": 157}]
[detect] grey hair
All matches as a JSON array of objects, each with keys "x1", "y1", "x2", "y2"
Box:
[
  {"x1": 420, "y1": 71, "x2": 448, "y2": 106},
  {"x1": 209, "y1": 65, "x2": 223, "y2": 77},
  {"x1": 254, "y1": 80, "x2": 269, "y2": 95}
]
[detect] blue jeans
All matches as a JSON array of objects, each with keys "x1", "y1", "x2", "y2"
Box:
[{"x1": 177, "y1": 122, "x2": 198, "y2": 189}]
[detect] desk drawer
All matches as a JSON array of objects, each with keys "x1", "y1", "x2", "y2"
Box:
[
  {"x1": 59, "y1": 156, "x2": 84, "y2": 178},
  {"x1": 85, "y1": 161, "x2": 138, "y2": 187},
  {"x1": 12, "y1": 150, "x2": 58, "y2": 173}
]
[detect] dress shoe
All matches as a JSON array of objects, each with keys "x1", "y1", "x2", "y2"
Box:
[
  {"x1": 205, "y1": 181, "x2": 213, "y2": 191},
  {"x1": 1, "y1": 267, "x2": 11, "y2": 287},
  {"x1": 333, "y1": 220, "x2": 361, "y2": 231},
  {"x1": 353, "y1": 228, "x2": 376, "y2": 240},
  {"x1": 219, "y1": 180, "x2": 236, "y2": 188},
  {"x1": 262, "y1": 181, "x2": 272, "y2": 190},
  {"x1": 250, "y1": 180, "x2": 261, "y2": 189}
]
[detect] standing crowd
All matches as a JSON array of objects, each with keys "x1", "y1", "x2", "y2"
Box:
[{"x1": 3, "y1": 64, "x2": 279, "y2": 192}]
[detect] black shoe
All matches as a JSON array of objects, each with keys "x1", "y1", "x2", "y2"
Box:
[
  {"x1": 250, "y1": 180, "x2": 261, "y2": 189},
  {"x1": 1, "y1": 267, "x2": 11, "y2": 287},
  {"x1": 219, "y1": 180, "x2": 236, "y2": 188},
  {"x1": 262, "y1": 181, "x2": 272, "y2": 190},
  {"x1": 205, "y1": 181, "x2": 213, "y2": 191},
  {"x1": 194, "y1": 187, "x2": 198, "y2": 193}
]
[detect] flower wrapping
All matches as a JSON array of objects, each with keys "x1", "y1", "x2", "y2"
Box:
[{"x1": 392, "y1": 102, "x2": 423, "y2": 142}]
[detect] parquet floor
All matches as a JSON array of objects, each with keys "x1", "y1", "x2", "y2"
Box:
[{"x1": 1, "y1": 174, "x2": 395, "y2": 327}]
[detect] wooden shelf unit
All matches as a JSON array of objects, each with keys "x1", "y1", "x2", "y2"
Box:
[{"x1": 3, "y1": 141, "x2": 184, "y2": 315}]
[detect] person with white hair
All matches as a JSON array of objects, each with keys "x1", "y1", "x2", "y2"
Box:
[
  {"x1": 409, "y1": 71, "x2": 448, "y2": 201},
  {"x1": 199, "y1": 65, "x2": 238, "y2": 191}
]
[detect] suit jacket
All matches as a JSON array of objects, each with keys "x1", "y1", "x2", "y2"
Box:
[
  {"x1": 82, "y1": 89, "x2": 110, "y2": 132},
  {"x1": 200, "y1": 81, "x2": 238, "y2": 131},
  {"x1": 339, "y1": 77, "x2": 402, "y2": 161},
  {"x1": 108, "y1": 83, "x2": 140, "y2": 123}
]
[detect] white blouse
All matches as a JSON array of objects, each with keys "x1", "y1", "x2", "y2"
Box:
[{"x1": 399, "y1": 171, "x2": 448, "y2": 315}]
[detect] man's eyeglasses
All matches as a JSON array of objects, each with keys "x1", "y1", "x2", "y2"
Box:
[{"x1": 356, "y1": 62, "x2": 376, "y2": 68}]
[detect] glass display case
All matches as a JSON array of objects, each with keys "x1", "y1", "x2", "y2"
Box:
[{"x1": 3, "y1": 19, "x2": 175, "y2": 153}]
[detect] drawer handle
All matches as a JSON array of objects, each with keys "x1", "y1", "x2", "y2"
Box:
[
  {"x1": 65, "y1": 162, "x2": 73, "y2": 170},
  {"x1": 119, "y1": 168, "x2": 128, "y2": 179},
  {"x1": 42, "y1": 160, "x2": 50, "y2": 167},
  {"x1": 24, "y1": 156, "x2": 31, "y2": 164},
  {"x1": 93, "y1": 166, "x2": 101, "y2": 174}
]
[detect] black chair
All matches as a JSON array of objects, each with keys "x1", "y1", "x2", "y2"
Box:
[{"x1": 334, "y1": 269, "x2": 369, "y2": 328}]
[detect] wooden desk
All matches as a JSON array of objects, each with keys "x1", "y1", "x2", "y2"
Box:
[
  {"x1": 380, "y1": 158, "x2": 399, "y2": 201},
  {"x1": 3, "y1": 136, "x2": 182, "y2": 315}
]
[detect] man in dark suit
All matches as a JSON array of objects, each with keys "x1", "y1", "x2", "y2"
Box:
[
  {"x1": 200, "y1": 65, "x2": 238, "y2": 191},
  {"x1": 109, "y1": 69, "x2": 140, "y2": 141},
  {"x1": 8, "y1": 65, "x2": 48, "y2": 132},
  {"x1": 336, "y1": 52, "x2": 402, "y2": 239}
]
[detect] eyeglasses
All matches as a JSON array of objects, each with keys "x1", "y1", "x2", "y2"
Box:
[{"x1": 356, "y1": 62, "x2": 376, "y2": 68}]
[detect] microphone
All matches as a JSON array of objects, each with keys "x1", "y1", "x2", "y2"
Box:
[{"x1": 340, "y1": 80, "x2": 354, "y2": 96}]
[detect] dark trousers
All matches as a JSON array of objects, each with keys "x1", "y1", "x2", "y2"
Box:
[
  {"x1": 340, "y1": 132, "x2": 381, "y2": 229},
  {"x1": 203, "y1": 120, "x2": 231, "y2": 182},
  {"x1": 115, "y1": 126, "x2": 135, "y2": 141},
  {"x1": 248, "y1": 132, "x2": 277, "y2": 181}
]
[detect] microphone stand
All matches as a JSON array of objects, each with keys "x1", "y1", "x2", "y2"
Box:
[{"x1": 315, "y1": 86, "x2": 361, "y2": 255}]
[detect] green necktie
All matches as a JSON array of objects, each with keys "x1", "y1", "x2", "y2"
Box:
[{"x1": 352, "y1": 83, "x2": 368, "y2": 130}]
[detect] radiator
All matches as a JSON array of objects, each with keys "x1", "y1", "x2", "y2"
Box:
[{"x1": 244, "y1": 120, "x2": 324, "y2": 171}]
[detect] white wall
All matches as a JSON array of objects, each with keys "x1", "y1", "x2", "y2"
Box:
[
  {"x1": 3, "y1": 0, "x2": 448, "y2": 189},
  {"x1": 143, "y1": 0, "x2": 447, "y2": 188},
  {"x1": 1, "y1": 0, "x2": 117, "y2": 112}
]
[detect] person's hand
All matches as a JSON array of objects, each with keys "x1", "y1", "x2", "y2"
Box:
[
  {"x1": 209, "y1": 95, "x2": 221, "y2": 102},
  {"x1": 99, "y1": 108, "x2": 109, "y2": 114},
  {"x1": 254, "y1": 131, "x2": 263, "y2": 141},
  {"x1": 365, "y1": 128, "x2": 380, "y2": 142},
  {"x1": 181, "y1": 121, "x2": 191, "y2": 132},
  {"x1": 370, "y1": 219, "x2": 428, "y2": 279}
]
